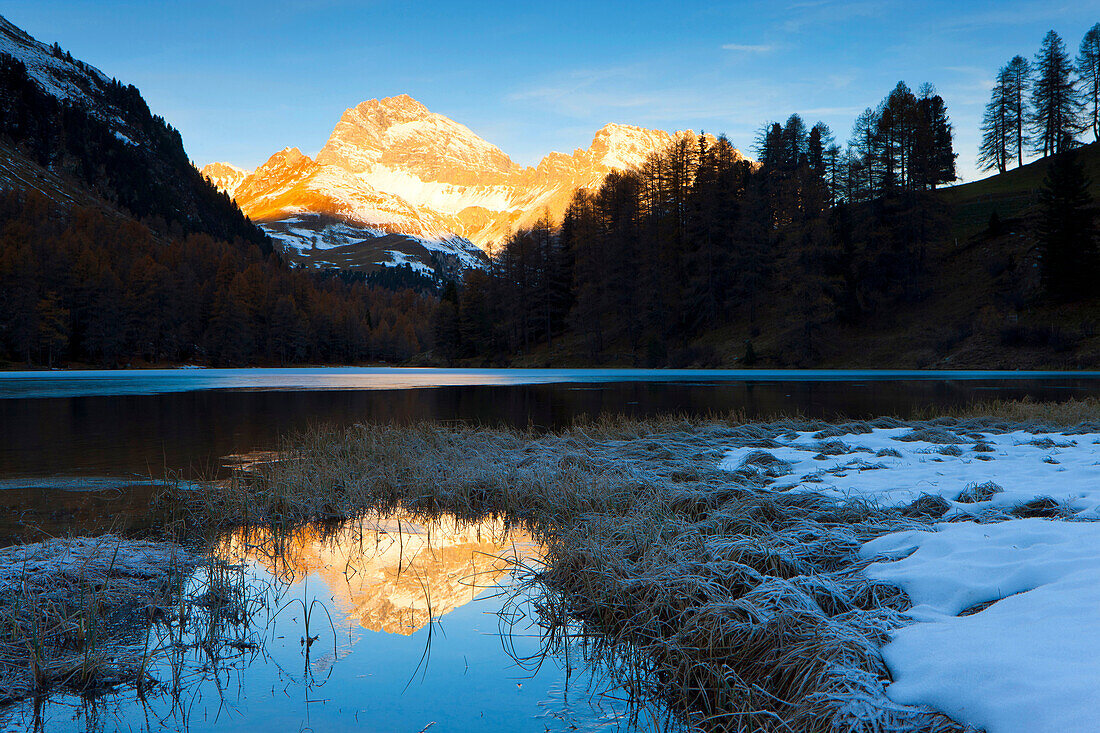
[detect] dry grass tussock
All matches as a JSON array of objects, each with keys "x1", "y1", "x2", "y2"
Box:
[
  {"x1": 0, "y1": 533, "x2": 273, "y2": 715},
  {"x1": 913, "y1": 395, "x2": 1100, "y2": 426},
  {"x1": 0, "y1": 536, "x2": 198, "y2": 703},
  {"x1": 162, "y1": 405, "x2": 1099, "y2": 733}
]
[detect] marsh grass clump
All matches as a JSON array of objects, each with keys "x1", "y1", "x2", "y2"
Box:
[
  {"x1": 1026, "y1": 437, "x2": 1076, "y2": 449},
  {"x1": 956, "y1": 481, "x2": 1004, "y2": 503},
  {"x1": 813, "y1": 421, "x2": 873, "y2": 440},
  {"x1": 737, "y1": 451, "x2": 793, "y2": 478},
  {"x1": 900, "y1": 494, "x2": 952, "y2": 519},
  {"x1": 1010, "y1": 497, "x2": 1070, "y2": 518},
  {"x1": 0, "y1": 536, "x2": 199, "y2": 703},
  {"x1": 916, "y1": 397, "x2": 1100, "y2": 428},
  {"x1": 815, "y1": 439, "x2": 855, "y2": 455},
  {"x1": 895, "y1": 426, "x2": 966, "y2": 444}
]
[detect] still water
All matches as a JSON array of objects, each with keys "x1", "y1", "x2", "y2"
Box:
[
  {"x1": 1, "y1": 368, "x2": 1098, "y2": 732},
  {"x1": 0, "y1": 515, "x2": 643, "y2": 733},
  {"x1": 3, "y1": 368, "x2": 1100, "y2": 480}
]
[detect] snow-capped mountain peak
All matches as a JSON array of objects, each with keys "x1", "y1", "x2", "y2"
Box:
[
  {"x1": 205, "y1": 94, "x2": 749, "y2": 277},
  {"x1": 589, "y1": 123, "x2": 678, "y2": 171},
  {"x1": 316, "y1": 94, "x2": 518, "y2": 186},
  {"x1": 200, "y1": 162, "x2": 251, "y2": 197}
]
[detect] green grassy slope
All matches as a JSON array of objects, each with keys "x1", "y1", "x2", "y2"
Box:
[{"x1": 942, "y1": 141, "x2": 1100, "y2": 240}]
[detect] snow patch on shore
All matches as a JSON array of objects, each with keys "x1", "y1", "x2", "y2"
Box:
[
  {"x1": 719, "y1": 427, "x2": 1100, "y2": 517},
  {"x1": 861, "y1": 519, "x2": 1100, "y2": 733}
]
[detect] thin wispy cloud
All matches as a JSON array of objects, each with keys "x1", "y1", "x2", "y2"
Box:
[
  {"x1": 780, "y1": 0, "x2": 895, "y2": 33},
  {"x1": 721, "y1": 43, "x2": 774, "y2": 53}
]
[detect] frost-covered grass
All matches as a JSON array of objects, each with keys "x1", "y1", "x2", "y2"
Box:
[
  {"x1": 60, "y1": 399, "x2": 1100, "y2": 730},
  {"x1": 0, "y1": 536, "x2": 198, "y2": 702}
]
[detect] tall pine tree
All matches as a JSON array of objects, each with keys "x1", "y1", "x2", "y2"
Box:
[
  {"x1": 1004, "y1": 55, "x2": 1032, "y2": 167},
  {"x1": 979, "y1": 68, "x2": 1012, "y2": 173},
  {"x1": 1078, "y1": 23, "x2": 1100, "y2": 142},
  {"x1": 1031, "y1": 30, "x2": 1082, "y2": 157}
]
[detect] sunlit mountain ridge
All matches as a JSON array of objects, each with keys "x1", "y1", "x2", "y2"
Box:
[{"x1": 203, "y1": 94, "x2": 748, "y2": 276}]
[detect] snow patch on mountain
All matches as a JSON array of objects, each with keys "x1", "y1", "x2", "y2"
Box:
[
  {"x1": 0, "y1": 14, "x2": 111, "y2": 107},
  {"x1": 383, "y1": 250, "x2": 435, "y2": 276},
  {"x1": 261, "y1": 214, "x2": 486, "y2": 279}
]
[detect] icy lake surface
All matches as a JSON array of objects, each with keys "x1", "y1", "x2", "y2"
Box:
[
  {"x1": 1, "y1": 367, "x2": 1099, "y2": 399},
  {"x1": 4, "y1": 367, "x2": 1100, "y2": 480}
]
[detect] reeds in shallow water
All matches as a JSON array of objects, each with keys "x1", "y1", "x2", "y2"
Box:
[
  {"x1": 0, "y1": 536, "x2": 198, "y2": 702},
  {"x1": 176, "y1": 410, "x2": 1090, "y2": 731}
]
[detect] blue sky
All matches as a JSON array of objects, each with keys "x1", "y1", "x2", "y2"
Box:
[{"x1": 7, "y1": 0, "x2": 1100, "y2": 182}]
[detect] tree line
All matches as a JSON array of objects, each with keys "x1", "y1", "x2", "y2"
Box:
[
  {"x1": 980, "y1": 25, "x2": 1100, "y2": 172},
  {"x1": 0, "y1": 191, "x2": 434, "y2": 367},
  {"x1": 434, "y1": 81, "x2": 958, "y2": 366}
]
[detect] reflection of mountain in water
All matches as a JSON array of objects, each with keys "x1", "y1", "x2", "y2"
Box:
[{"x1": 230, "y1": 516, "x2": 535, "y2": 635}]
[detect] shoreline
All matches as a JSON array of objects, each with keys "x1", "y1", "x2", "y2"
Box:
[{"x1": 5, "y1": 401, "x2": 1100, "y2": 731}]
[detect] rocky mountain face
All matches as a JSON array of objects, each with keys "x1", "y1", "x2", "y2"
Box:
[
  {"x1": 204, "y1": 94, "x2": 746, "y2": 275},
  {"x1": 0, "y1": 14, "x2": 268, "y2": 249},
  {"x1": 199, "y1": 161, "x2": 249, "y2": 198}
]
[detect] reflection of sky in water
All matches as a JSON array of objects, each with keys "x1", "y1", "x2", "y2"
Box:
[
  {"x1": 3, "y1": 366, "x2": 1100, "y2": 399},
  {"x1": 0, "y1": 516, "x2": 651, "y2": 733}
]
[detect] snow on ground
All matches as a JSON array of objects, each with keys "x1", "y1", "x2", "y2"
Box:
[
  {"x1": 383, "y1": 249, "x2": 434, "y2": 275},
  {"x1": 719, "y1": 427, "x2": 1100, "y2": 518},
  {"x1": 719, "y1": 426, "x2": 1100, "y2": 731},
  {"x1": 861, "y1": 519, "x2": 1100, "y2": 733}
]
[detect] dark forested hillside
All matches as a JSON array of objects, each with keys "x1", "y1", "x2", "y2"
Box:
[
  {"x1": 0, "y1": 190, "x2": 434, "y2": 367},
  {"x1": 0, "y1": 16, "x2": 436, "y2": 369},
  {"x1": 0, "y1": 17, "x2": 267, "y2": 248}
]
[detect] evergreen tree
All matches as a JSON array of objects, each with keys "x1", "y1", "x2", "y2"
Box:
[
  {"x1": 979, "y1": 68, "x2": 1012, "y2": 173},
  {"x1": 1037, "y1": 147, "x2": 1098, "y2": 300},
  {"x1": 753, "y1": 122, "x2": 784, "y2": 169},
  {"x1": 1078, "y1": 23, "x2": 1100, "y2": 142},
  {"x1": 847, "y1": 108, "x2": 878, "y2": 200},
  {"x1": 1004, "y1": 55, "x2": 1032, "y2": 167},
  {"x1": 432, "y1": 281, "x2": 461, "y2": 364},
  {"x1": 916, "y1": 84, "x2": 956, "y2": 188},
  {"x1": 780, "y1": 114, "x2": 808, "y2": 171},
  {"x1": 808, "y1": 122, "x2": 835, "y2": 179},
  {"x1": 1031, "y1": 30, "x2": 1082, "y2": 157}
]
